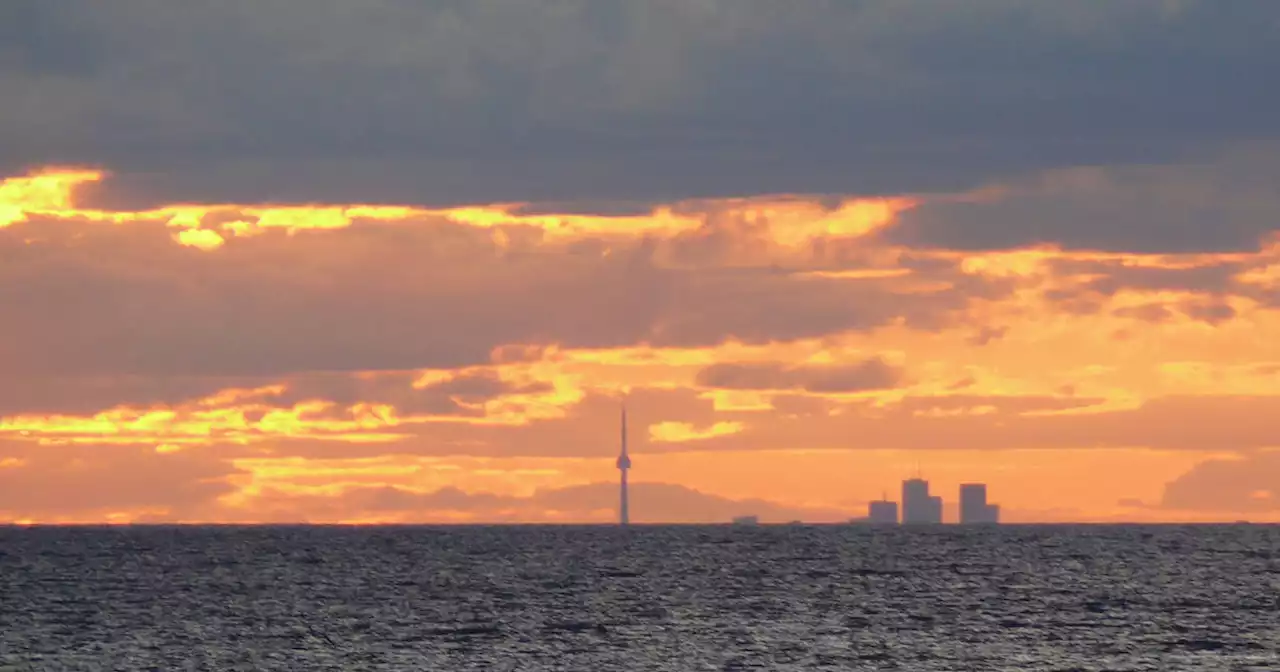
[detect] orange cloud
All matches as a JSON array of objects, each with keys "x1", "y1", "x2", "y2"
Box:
[
  {"x1": 0, "y1": 168, "x2": 104, "y2": 226},
  {"x1": 648, "y1": 420, "x2": 745, "y2": 443},
  {"x1": 0, "y1": 168, "x2": 917, "y2": 253},
  {"x1": 4, "y1": 165, "x2": 1280, "y2": 523}
]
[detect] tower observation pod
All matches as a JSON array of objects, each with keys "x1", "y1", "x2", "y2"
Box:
[{"x1": 616, "y1": 405, "x2": 631, "y2": 526}]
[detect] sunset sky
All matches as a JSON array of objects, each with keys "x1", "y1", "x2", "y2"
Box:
[{"x1": 4, "y1": 1, "x2": 1280, "y2": 524}]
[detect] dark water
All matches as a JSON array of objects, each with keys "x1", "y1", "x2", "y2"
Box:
[{"x1": 1, "y1": 525, "x2": 1277, "y2": 671}]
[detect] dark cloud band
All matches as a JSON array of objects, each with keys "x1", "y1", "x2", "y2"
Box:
[{"x1": 4, "y1": 1, "x2": 1280, "y2": 208}]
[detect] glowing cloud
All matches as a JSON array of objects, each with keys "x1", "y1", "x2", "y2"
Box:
[
  {"x1": 0, "y1": 168, "x2": 104, "y2": 227},
  {"x1": 649, "y1": 420, "x2": 746, "y2": 443},
  {"x1": 4, "y1": 161, "x2": 1280, "y2": 524}
]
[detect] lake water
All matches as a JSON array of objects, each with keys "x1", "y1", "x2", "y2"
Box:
[{"x1": 1, "y1": 525, "x2": 1277, "y2": 670}]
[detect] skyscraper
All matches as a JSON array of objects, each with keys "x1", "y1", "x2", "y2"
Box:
[
  {"x1": 902, "y1": 477, "x2": 942, "y2": 524},
  {"x1": 868, "y1": 499, "x2": 898, "y2": 524},
  {"x1": 616, "y1": 405, "x2": 631, "y2": 526},
  {"x1": 959, "y1": 483, "x2": 999, "y2": 524}
]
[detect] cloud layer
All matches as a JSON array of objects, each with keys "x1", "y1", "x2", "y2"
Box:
[
  {"x1": 4, "y1": 1, "x2": 1280, "y2": 207},
  {"x1": 3, "y1": 162, "x2": 1280, "y2": 522}
]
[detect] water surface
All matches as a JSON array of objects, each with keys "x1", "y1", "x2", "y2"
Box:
[{"x1": 2, "y1": 524, "x2": 1277, "y2": 670}]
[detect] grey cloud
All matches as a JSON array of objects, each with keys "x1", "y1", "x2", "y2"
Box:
[
  {"x1": 414, "y1": 372, "x2": 553, "y2": 414},
  {"x1": 270, "y1": 370, "x2": 549, "y2": 417},
  {"x1": 0, "y1": 2, "x2": 102, "y2": 77},
  {"x1": 4, "y1": 1, "x2": 1280, "y2": 207},
  {"x1": 509, "y1": 201, "x2": 662, "y2": 218},
  {"x1": 1112, "y1": 303, "x2": 1176, "y2": 323},
  {"x1": 0, "y1": 374, "x2": 260, "y2": 416},
  {"x1": 1055, "y1": 261, "x2": 1243, "y2": 296},
  {"x1": 1108, "y1": 298, "x2": 1236, "y2": 326},
  {"x1": 695, "y1": 358, "x2": 902, "y2": 393},
  {"x1": 886, "y1": 152, "x2": 1280, "y2": 253},
  {"x1": 0, "y1": 368, "x2": 547, "y2": 419},
  {"x1": 1040, "y1": 288, "x2": 1107, "y2": 316},
  {"x1": 264, "y1": 372, "x2": 420, "y2": 408},
  {"x1": 1160, "y1": 452, "x2": 1280, "y2": 513},
  {"x1": 1034, "y1": 258, "x2": 1250, "y2": 325},
  {"x1": 699, "y1": 394, "x2": 1280, "y2": 453},
  {"x1": 1181, "y1": 300, "x2": 1237, "y2": 325},
  {"x1": 0, "y1": 216, "x2": 996, "y2": 379},
  {"x1": 967, "y1": 326, "x2": 1008, "y2": 347}
]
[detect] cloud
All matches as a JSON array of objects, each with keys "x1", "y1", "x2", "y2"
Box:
[
  {"x1": 886, "y1": 152, "x2": 1280, "y2": 253},
  {"x1": 0, "y1": 366, "x2": 577, "y2": 451},
  {"x1": 642, "y1": 392, "x2": 1280, "y2": 454},
  {"x1": 0, "y1": 208, "x2": 998, "y2": 379},
  {"x1": 1160, "y1": 451, "x2": 1280, "y2": 513},
  {"x1": 695, "y1": 357, "x2": 902, "y2": 393},
  {"x1": 274, "y1": 370, "x2": 553, "y2": 417},
  {"x1": 18, "y1": 383, "x2": 1277, "y2": 462},
  {"x1": 4, "y1": 1, "x2": 1280, "y2": 206},
  {"x1": 1051, "y1": 259, "x2": 1244, "y2": 296},
  {"x1": 0, "y1": 374, "x2": 258, "y2": 416}
]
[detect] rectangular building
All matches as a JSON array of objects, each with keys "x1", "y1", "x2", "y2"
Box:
[
  {"x1": 902, "y1": 478, "x2": 942, "y2": 524},
  {"x1": 868, "y1": 500, "x2": 898, "y2": 524},
  {"x1": 960, "y1": 483, "x2": 999, "y2": 524},
  {"x1": 928, "y1": 495, "x2": 943, "y2": 523}
]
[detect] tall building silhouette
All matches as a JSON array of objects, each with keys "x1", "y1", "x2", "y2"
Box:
[
  {"x1": 616, "y1": 404, "x2": 631, "y2": 526},
  {"x1": 959, "y1": 483, "x2": 999, "y2": 524},
  {"x1": 868, "y1": 498, "x2": 898, "y2": 524},
  {"x1": 902, "y1": 477, "x2": 942, "y2": 524}
]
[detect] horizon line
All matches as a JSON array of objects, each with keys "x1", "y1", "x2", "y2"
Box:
[{"x1": 1, "y1": 521, "x2": 1270, "y2": 528}]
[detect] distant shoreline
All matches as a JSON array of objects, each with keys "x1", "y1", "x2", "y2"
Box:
[{"x1": 1, "y1": 521, "x2": 1271, "y2": 528}]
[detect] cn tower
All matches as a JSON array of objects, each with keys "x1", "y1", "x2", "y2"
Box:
[{"x1": 616, "y1": 404, "x2": 631, "y2": 526}]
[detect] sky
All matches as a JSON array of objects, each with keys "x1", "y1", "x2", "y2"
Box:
[{"x1": 3, "y1": 0, "x2": 1280, "y2": 524}]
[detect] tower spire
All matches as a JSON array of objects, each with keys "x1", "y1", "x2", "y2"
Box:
[{"x1": 616, "y1": 402, "x2": 631, "y2": 526}]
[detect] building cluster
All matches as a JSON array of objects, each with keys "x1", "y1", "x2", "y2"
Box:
[
  {"x1": 616, "y1": 407, "x2": 1001, "y2": 527},
  {"x1": 865, "y1": 478, "x2": 1000, "y2": 525}
]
